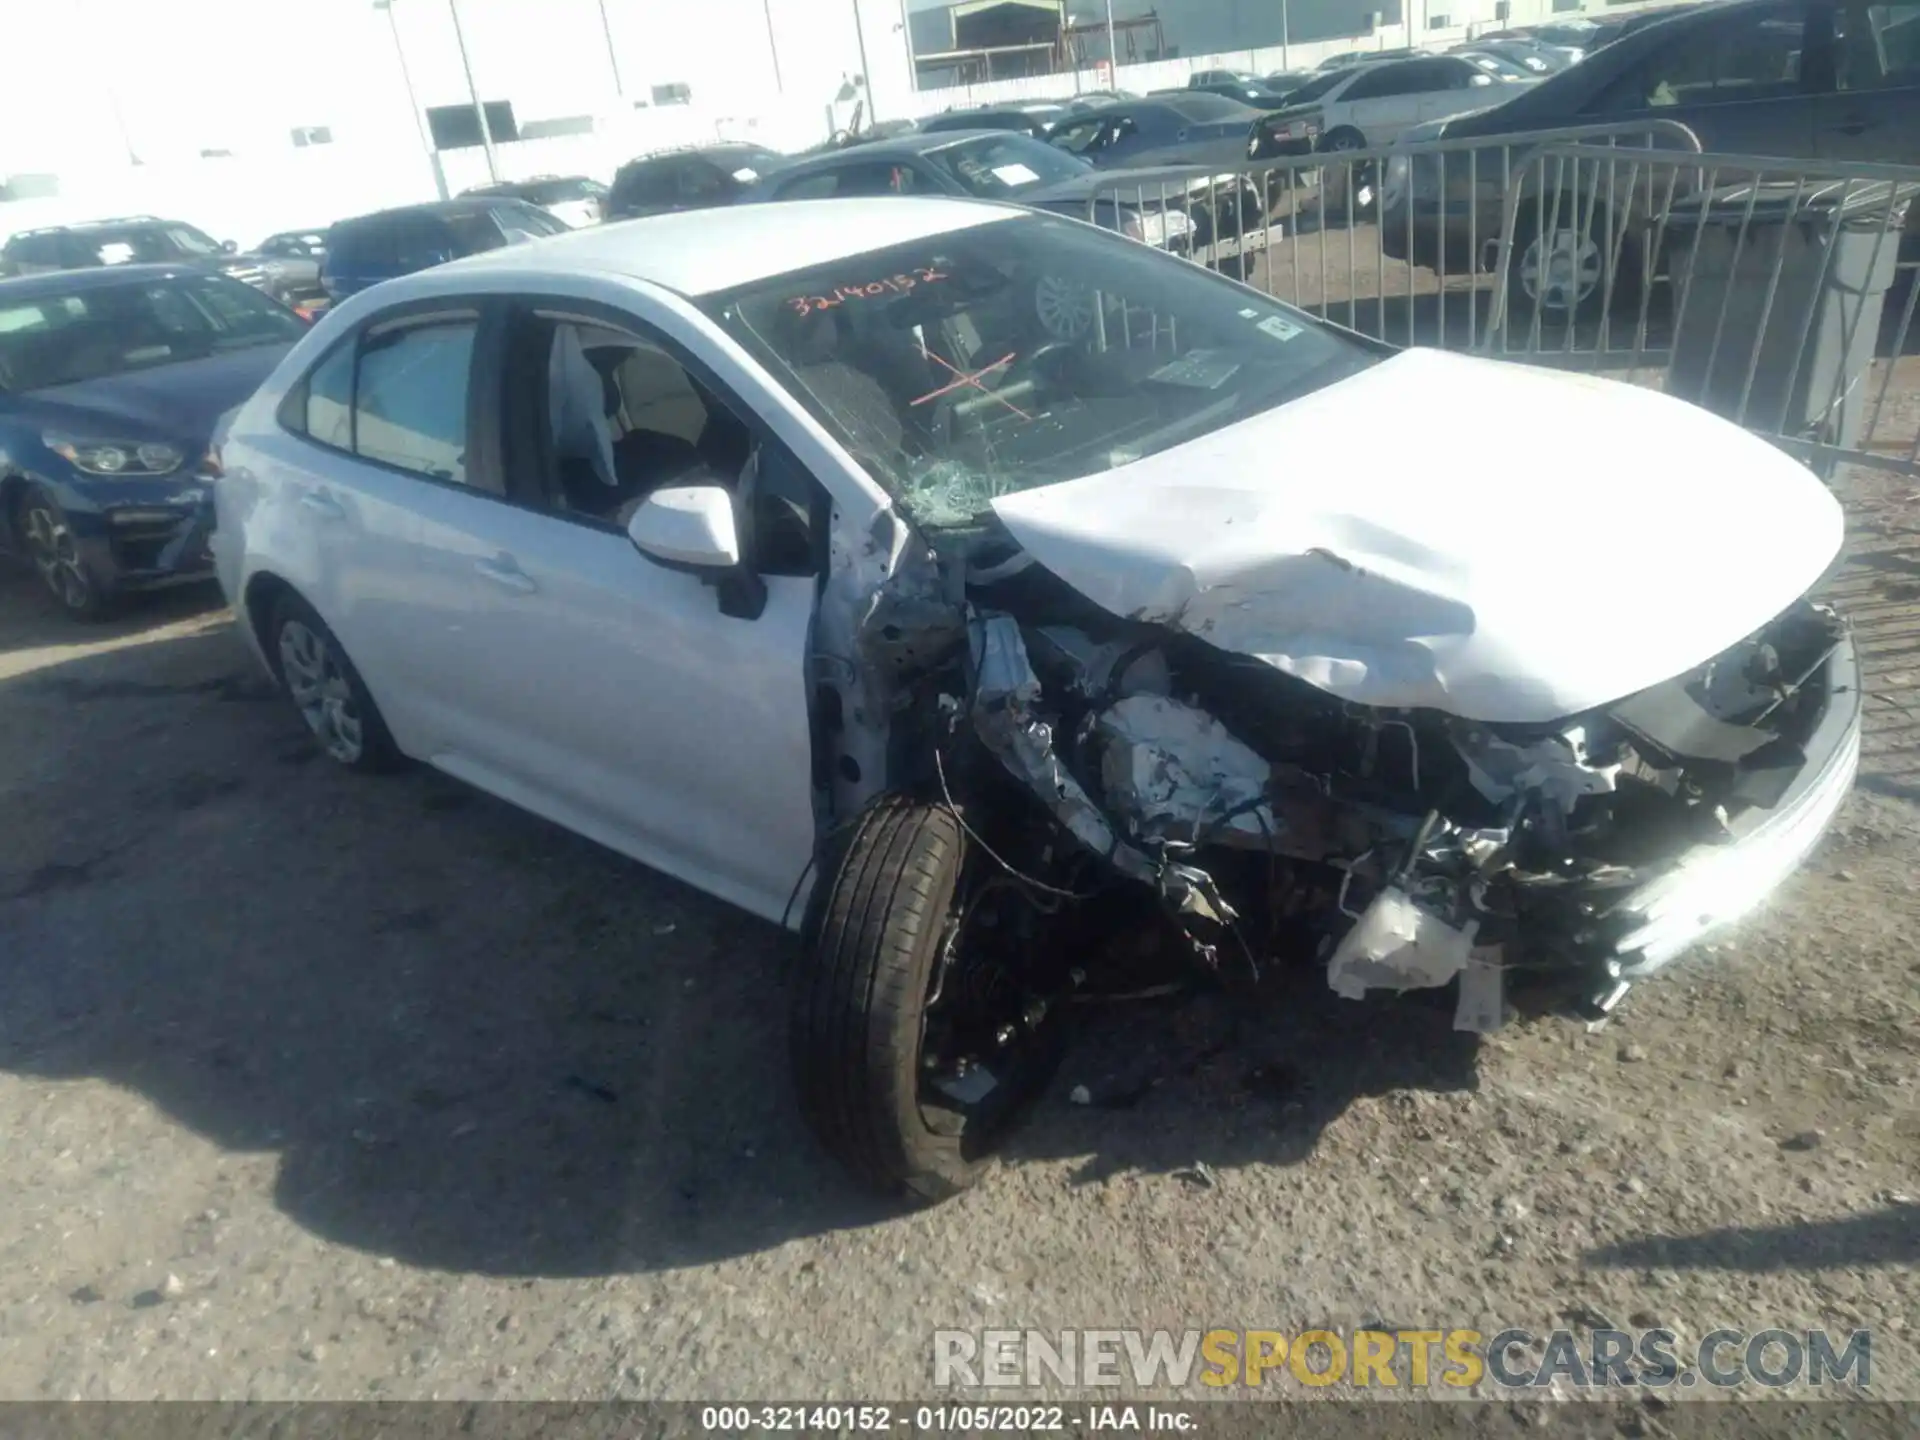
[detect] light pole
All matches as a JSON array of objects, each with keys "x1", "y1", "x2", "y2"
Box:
[
  {"x1": 1281, "y1": 0, "x2": 1290, "y2": 70},
  {"x1": 1104, "y1": 0, "x2": 1118, "y2": 78},
  {"x1": 594, "y1": 0, "x2": 625, "y2": 99},
  {"x1": 374, "y1": 0, "x2": 448, "y2": 197},
  {"x1": 447, "y1": 0, "x2": 500, "y2": 183},
  {"x1": 763, "y1": 0, "x2": 785, "y2": 92},
  {"x1": 849, "y1": 0, "x2": 876, "y2": 123}
]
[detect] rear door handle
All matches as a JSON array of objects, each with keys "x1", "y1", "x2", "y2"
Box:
[
  {"x1": 1833, "y1": 114, "x2": 1873, "y2": 136},
  {"x1": 474, "y1": 554, "x2": 537, "y2": 595},
  {"x1": 299, "y1": 489, "x2": 344, "y2": 521}
]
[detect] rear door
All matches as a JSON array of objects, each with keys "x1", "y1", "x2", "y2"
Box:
[
  {"x1": 273, "y1": 303, "x2": 515, "y2": 761},
  {"x1": 1817, "y1": 0, "x2": 1920, "y2": 162},
  {"x1": 1576, "y1": 0, "x2": 1822, "y2": 155},
  {"x1": 1334, "y1": 63, "x2": 1431, "y2": 143}
]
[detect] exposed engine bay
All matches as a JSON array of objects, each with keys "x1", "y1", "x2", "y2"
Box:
[{"x1": 854, "y1": 551, "x2": 1851, "y2": 1036}]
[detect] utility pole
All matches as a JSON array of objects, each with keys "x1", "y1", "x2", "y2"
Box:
[
  {"x1": 764, "y1": 0, "x2": 785, "y2": 91},
  {"x1": 447, "y1": 0, "x2": 500, "y2": 183},
  {"x1": 850, "y1": 0, "x2": 876, "y2": 122},
  {"x1": 375, "y1": 0, "x2": 448, "y2": 197},
  {"x1": 1281, "y1": 0, "x2": 1291, "y2": 70},
  {"x1": 1105, "y1": 0, "x2": 1118, "y2": 78},
  {"x1": 595, "y1": 0, "x2": 625, "y2": 99}
]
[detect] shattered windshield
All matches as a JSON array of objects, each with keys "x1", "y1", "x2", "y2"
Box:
[{"x1": 702, "y1": 214, "x2": 1375, "y2": 529}]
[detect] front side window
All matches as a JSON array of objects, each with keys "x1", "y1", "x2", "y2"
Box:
[
  {"x1": 702, "y1": 214, "x2": 1375, "y2": 532},
  {"x1": 0, "y1": 275, "x2": 305, "y2": 391},
  {"x1": 1592, "y1": 5, "x2": 1808, "y2": 109},
  {"x1": 353, "y1": 321, "x2": 476, "y2": 481}
]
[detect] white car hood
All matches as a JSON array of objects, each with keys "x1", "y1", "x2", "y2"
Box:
[{"x1": 990, "y1": 348, "x2": 1844, "y2": 724}]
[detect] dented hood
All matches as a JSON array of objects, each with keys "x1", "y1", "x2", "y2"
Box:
[{"x1": 990, "y1": 348, "x2": 1844, "y2": 724}]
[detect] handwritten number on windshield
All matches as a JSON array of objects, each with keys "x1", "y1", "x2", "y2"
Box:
[{"x1": 786, "y1": 266, "x2": 949, "y2": 317}]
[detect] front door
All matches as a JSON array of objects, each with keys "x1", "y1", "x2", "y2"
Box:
[
  {"x1": 445, "y1": 306, "x2": 819, "y2": 923},
  {"x1": 1575, "y1": 0, "x2": 1823, "y2": 156}
]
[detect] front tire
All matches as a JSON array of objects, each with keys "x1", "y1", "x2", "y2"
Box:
[
  {"x1": 792, "y1": 795, "x2": 1058, "y2": 1202},
  {"x1": 269, "y1": 592, "x2": 401, "y2": 772},
  {"x1": 1506, "y1": 202, "x2": 1640, "y2": 326},
  {"x1": 20, "y1": 489, "x2": 111, "y2": 620}
]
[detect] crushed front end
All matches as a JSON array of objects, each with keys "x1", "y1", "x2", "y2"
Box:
[{"x1": 938, "y1": 580, "x2": 1859, "y2": 1029}]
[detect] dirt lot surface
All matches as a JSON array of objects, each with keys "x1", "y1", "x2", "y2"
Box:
[{"x1": 2, "y1": 344, "x2": 1918, "y2": 1406}]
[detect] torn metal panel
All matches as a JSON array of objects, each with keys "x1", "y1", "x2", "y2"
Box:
[
  {"x1": 1453, "y1": 723, "x2": 1620, "y2": 811},
  {"x1": 1026, "y1": 626, "x2": 1172, "y2": 701},
  {"x1": 1096, "y1": 693, "x2": 1275, "y2": 846},
  {"x1": 1326, "y1": 885, "x2": 1479, "y2": 999},
  {"x1": 989, "y1": 347, "x2": 1844, "y2": 724},
  {"x1": 966, "y1": 612, "x2": 1231, "y2": 920}
]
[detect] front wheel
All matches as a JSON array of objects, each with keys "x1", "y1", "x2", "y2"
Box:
[
  {"x1": 20, "y1": 489, "x2": 111, "y2": 619},
  {"x1": 792, "y1": 794, "x2": 1062, "y2": 1202},
  {"x1": 1506, "y1": 203, "x2": 1641, "y2": 326}
]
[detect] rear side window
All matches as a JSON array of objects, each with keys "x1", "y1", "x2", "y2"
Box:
[
  {"x1": 283, "y1": 313, "x2": 484, "y2": 488},
  {"x1": 613, "y1": 161, "x2": 673, "y2": 210},
  {"x1": 1590, "y1": 4, "x2": 1809, "y2": 110},
  {"x1": 1344, "y1": 64, "x2": 1424, "y2": 99},
  {"x1": 356, "y1": 323, "x2": 476, "y2": 480},
  {"x1": 5, "y1": 234, "x2": 64, "y2": 267}
]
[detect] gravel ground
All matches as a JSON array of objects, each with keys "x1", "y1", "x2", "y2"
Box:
[{"x1": 1, "y1": 406, "x2": 1917, "y2": 1404}]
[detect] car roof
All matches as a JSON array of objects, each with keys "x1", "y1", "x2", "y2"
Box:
[
  {"x1": 430, "y1": 197, "x2": 1018, "y2": 297},
  {"x1": 779, "y1": 128, "x2": 1044, "y2": 165},
  {"x1": 618, "y1": 142, "x2": 778, "y2": 170},
  {"x1": 330, "y1": 197, "x2": 537, "y2": 230},
  {"x1": 6, "y1": 216, "x2": 182, "y2": 238},
  {"x1": 0, "y1": 264, "x2": 202, "y2": 299}
]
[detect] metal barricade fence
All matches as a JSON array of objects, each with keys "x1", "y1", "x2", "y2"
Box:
[
  {"x1": 1485, "y1": 144, "x2": 1920, "y2": 478},
  {"x1": 1089, "y1": 124, "x2": 1920, "y2": 480}
]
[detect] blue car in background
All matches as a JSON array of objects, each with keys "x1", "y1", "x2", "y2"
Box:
[
  {"x1": 320, "y1": 197, "x2": 572, "y2": 300},
  {"x1": 0, "y1": 266, "x2": 308, "y2": 618}
]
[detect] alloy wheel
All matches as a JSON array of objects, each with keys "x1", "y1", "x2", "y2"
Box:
[
  {"x1": 278, "y1": 618, "x2": 366, "y2": 764},
  {"x1": 22, "y1": 500, "x2": 94, "y2": 613}
]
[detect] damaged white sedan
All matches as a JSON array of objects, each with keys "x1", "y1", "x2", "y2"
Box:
[{"x1": 214, "y1": 196, "x2": 1860, "y2": 1203}]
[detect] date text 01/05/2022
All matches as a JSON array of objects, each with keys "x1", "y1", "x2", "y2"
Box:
[{"x1": 699, "y1": 1404, "x2": 1198, "y2": 1432}]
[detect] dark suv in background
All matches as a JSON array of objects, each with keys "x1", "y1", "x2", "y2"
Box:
[
  {"x1": 606, "y1": 144, "x2": 790, "y2": 221},
  {"x1": 319, "y1": 198, "x2": 571, "y2": 300},
  {"x1": 1, "y1": 216, "x2": 272, "y2": 294}
]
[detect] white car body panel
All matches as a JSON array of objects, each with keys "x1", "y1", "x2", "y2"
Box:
[
  {"x1": 214, "y1": 232, "x2": 944, "y2": 924},
  {"x1": 1319, "y1": 66, "x2": 1536, "y2": 145},
  {"x1": 990, "y1": 347, "x2": 1845, "y2": 724}
]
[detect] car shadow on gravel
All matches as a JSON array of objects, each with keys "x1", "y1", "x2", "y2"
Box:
[
  {"x1": 0, "y1": 611, "x2": 1483, "y2": 1280},
  {"x1": 1583, "y1": 1201, "x2": 1920, "y2": 1272}
]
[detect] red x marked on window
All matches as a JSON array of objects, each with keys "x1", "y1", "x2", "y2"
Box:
[{"x1": 910, "y1": 346, "x2": 1032, "y2": 421}]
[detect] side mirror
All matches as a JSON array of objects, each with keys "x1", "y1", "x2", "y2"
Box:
[
  {"x1": 221, "y1": 239, "x2": 238, "y2": 254},
  {"x1": 626, "y1": 483, "x2": 741, "y2": 571}
]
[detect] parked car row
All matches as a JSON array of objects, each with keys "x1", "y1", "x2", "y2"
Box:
[{"x1": 1380, "y1": 0, "x2": 1920, "y2": 319}]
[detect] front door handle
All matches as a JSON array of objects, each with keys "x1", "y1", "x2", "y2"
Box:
[
  {"x1": 299, "y1": 489, "x2": 344, "y2": 521},
  {"x1": 474, "y1": 554, "x2": 537, "y2": 595}
]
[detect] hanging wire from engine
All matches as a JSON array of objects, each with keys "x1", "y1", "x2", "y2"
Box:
[{"x1": 934, "y1": 743, "x2": 1098, "y2": 902}]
